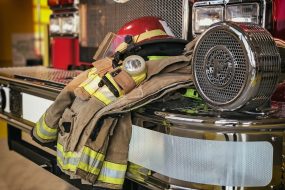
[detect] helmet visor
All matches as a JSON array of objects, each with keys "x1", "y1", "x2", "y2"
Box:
[
  {"x1": 93, "y1": 32, "x2": 128, "y2": 60},
  {"x1": 94, "y1": 29, "x2": 176, "y2": 60},
  {"x1": 104, "y1": 34, "x2": 129, "y2": 57}
]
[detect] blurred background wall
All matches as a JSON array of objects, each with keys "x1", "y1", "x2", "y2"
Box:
[
  {"x1": 0, "y1": 0, "x2": 51, "y2": 138},
  {"x1": 0, "y1": 0, "x2": 34, "y2": 67}
]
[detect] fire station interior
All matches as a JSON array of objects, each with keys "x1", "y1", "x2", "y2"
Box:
[{"x1": 1, "y1": 0, "x2": 285, "y2": 190}]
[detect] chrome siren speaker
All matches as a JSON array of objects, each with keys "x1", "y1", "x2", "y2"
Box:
[{"x1": 192, "y1": 22, "x2": 281, "y2": 111}]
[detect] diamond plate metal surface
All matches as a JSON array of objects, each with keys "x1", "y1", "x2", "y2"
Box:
[{"x1": 0, "y1": 67, "x2": 81, "y2": 85}]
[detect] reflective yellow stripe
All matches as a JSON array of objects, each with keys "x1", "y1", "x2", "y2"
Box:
[
  {"x1": 56, "y1": 143, "x2": 80, "y2": 172},
  {"x1": 135, "y1": 29, "x2": 167, "y2": 43},
  {"x1": 115, "y1": 29, "x2": 167, "y2": 52},
  {"x1": 98, "y1": 175, "x2": 125, "y2": 185},
  {"x1": 127, "y1": 163, "x2": 150, "y2": 181},
  {"x1": 57, "y1": 143, "x2": 78, "y2": 158},
  {"x1": 79, "y1": 75, "x2": 95, "y2": 87},
  {"x1": 132, "y1": 73, "x2": 147, "y2": 85},
  {"x1": 80, "y1": 73, "x2": 119, "y2": 104},
  {"x1": 82, "y1": 146, "x2": 105, "y2": 161},
  {"x1": 105, "y1": 73, "x2": 123, "y2": 96},
  {"x1": 103, "y1": 161, "x2": 127, "y2": 171},
  {"x1": 147, "y1": 56, "x2": 168, "y2": 61},
  {"x1": 77, "y1": 146, "x2": 105, "y2": 175},
  {"x1": 40, "y1": 115, "x2": 57, "y2": 133},
  {"x1": 56, "y1": 143, "x2": 126, "y2": 184},
  {"x1": 80, "y1": 73, "x2": 101, "y2": 95},
  {"x1": 82, "y1": 75, "x2": 101, "y2": 95},
  {"x1": 36, "y1": 123, "x2": 56, "y2": 140},
  {"x1": 57, "y1": 157, "x2": 77, "y2": 171},
  {"x1": 87, "y1": 67, "x2": 98, "y2": 77},
  {"x1": 98, "y1": 161, "x2": 127, "y2": 185},
  {"x1": 90, "y1": 73, "x2": 122, "y2": 104},
  {"x1": 35, "y1": 113, "x2": 57, "y2": 140},
  {"x1": 93, "y1": 86, "x2": 117, "y2": 105},
  {"x1": 77, "y1": 162, "x2": 101, "y2": 175},
  {"x1": 128, "y1": 55, "x2": 165, "y2": 85}
]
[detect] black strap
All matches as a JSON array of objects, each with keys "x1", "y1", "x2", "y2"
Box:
[{"x1": 98, "y1": 75, "x2": 120, "y2": 97}]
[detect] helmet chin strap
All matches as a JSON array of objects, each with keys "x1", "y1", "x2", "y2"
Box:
[
  {"x1": 112, "y1": 35, "x2": 187, "y2": 68},
  {"x1": 112, "y1": 35, "x2": 136, "y2": 68}
]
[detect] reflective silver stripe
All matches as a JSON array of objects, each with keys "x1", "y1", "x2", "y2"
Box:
[
  {"x1": 97, "y1": 161, "x2": 127, "y2": 185},
  {"x1": 56, "y1": 143, "x2": 82, "y2": 172},
  {"x1": 80, "y1": 73, "x2": 96, "y2": 87},
  {"x1": 94, "y1": 85, "x2": 117, "y2": 105},
  {"x1": 80, "y1": 152, "x2": 102, "y2": 168},
  {"x1": 100, "y1": 165, "x2": 126, "y2": 179},
  {"x1": 77, "y1": 147, "x2": 105, "y2": 175},
  {"x1": 129, "y1": 125, "x2": 274, "y2": 187},
  {"x1": 36, "y1": 115, "x2": 57, "y2": 140},
  {"x1": 38, "y1": 114, "x2": 57, "y2": 133},
  {"x1": 37, "y1": 123, "x2": 57, "y2": 137},
  {"x1": 83, "y1": 75, "x2": 101, "y2": 95},
  {"x1": 57, "y1": 149, "x2": 80, "y2": 167}
]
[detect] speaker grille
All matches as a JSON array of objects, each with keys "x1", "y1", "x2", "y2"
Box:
[
  {"x1": 193, "y1": 22, "x2": 280, "y2": 111},
  {"x1": 195, "y1": 30, "x2": 248, "y2": 104}
]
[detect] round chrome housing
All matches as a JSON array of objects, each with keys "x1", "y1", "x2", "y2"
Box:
[
  {"x1": 192, "y1": 22, "x2": 281, "y2": 111},
  {"x1": 123, "y1": 55, "x2": 146, "y2": 76}
]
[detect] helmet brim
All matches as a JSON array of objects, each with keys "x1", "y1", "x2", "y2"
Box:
[
  {"x1": 136, "y1": 38, "x2": 188, "y2": 46},
  {"x1": 123, "y1": 38, "x2": 189, "y2": 59}
]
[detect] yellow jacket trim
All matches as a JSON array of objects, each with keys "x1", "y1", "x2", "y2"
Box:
[
  {"x1": 105, "y1": 73, "x2": 123, "y2": 96},
  {"x1": 147, "y1": 56, "x2": 169, "y2": 61},
  {"x1": 77, "y1": 162, "x2": 101, "y2": 175},
  {"x1": 35, "y1": 113, "x2": 57, "y2": 140},
  {"x1": 132, "y1": 73, "x2": 147, "y2": 85},
  {"x1": 40, "y1": 117, "x2": 57, "y2": 133},
  {"x1": 97, "y1": 161, "x2": 127, "y2": 185},
  {"x1": 87, "y1": 67, "x2": 98, "y2": 77},
  {"x1": 79, "y1": 74, "x2": 96, "y2": 88},
  {"x1": 57, "y1": 143, "x2": 81, "y2": 172},
  {"x1": 82, "y1": 146, "x2": 105, "y2": 161},
  {"x1": 56, "y1": 143, "x2": 107, "y2": 175},
  {"x1": 57, "y1": 143, "x2": 78, "y2": 158},
  {"x1": 35, "y1": 125, "x2": 56, "y2": 140},
  {"x1": 77, "y1": 146, "x2": 105, "y2": 175},
  {"x1": 82, "y1": 75, "x2": 101, "y2": 95},
  {"x1": 103, "y1": 161, "x2": 127, "y2": 171},
  {"x1": 98, "y1": 175, "x2": 125, "y2": 185},
  {"x1": 57, "y1": 157, "x2": 78, "y2": 172},
  {"x1": 93, "y1": 87, "x2": 116, "y2": 105}
]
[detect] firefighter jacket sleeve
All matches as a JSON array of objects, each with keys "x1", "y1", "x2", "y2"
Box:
[
  {"x1": 32, "y1": 69, "x2": 90, "y2": 143},
  {"x1": 32, "y1": 57, "x2": 115, "y2": 144}
]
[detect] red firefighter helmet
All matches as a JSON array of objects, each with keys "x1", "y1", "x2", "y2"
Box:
[
  {"x1": 117, "y1": 16, "x2": 175, "y2": 42},
  {"x1": 104, "y1": 16, "x2": 187, "y2": 57}
]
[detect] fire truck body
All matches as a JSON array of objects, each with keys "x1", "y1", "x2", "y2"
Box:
[
  {"x1": 48, "y1": 0, "x2": 285, "y2": 71},
  {"x1": 1, "y1": 66, "x2": 284, "y2": 190}
]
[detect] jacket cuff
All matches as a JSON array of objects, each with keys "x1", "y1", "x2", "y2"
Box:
[
  {"x1": 31, "y1": 113, "x2": 58, "y2": 144},
  {"x1": 31, "y1": 128, "x2": 56, "y2": 148}
]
